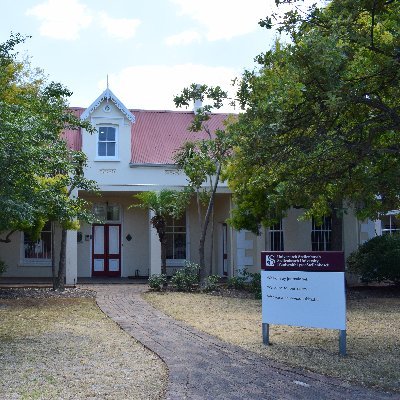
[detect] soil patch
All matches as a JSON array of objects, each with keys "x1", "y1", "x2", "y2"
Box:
[{"x1": 0, "y1": 293, "x2": 167, "y2": 399}]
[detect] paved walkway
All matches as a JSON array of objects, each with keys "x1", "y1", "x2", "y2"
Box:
[{"x1": 90, "y1": 284, "x2": 397, "y2": 400}]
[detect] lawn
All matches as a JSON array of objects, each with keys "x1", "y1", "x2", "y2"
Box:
[
  {"x1": 0, "y1": 294, "x2": 167, "y2": 400},
  {"x1": 144, "y1": 287, "x2": 400, "y2": 393}
]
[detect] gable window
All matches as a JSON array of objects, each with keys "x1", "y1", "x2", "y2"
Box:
[
  {"x1": 381, "y1": 214, "x2": 399, "y2": 235},
  {"x1": 21, "y1": 222, "x2": 52, "y2": 266},
  {"x1": 311, "y1": 216, "x2": 332, "y2": 251},
  {"x1": 97, "y1": 126, "x2": 117, "y2": 159},
  {"x1": 166, "y1": 214, "x2": 186, "y2": 266},
  {"x1": 267, "y1": 220, "x2": 284, "y2": 251}
]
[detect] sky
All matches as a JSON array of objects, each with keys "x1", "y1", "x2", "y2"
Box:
[{"x1": 1, "y1": 0, "x2": 320, "y2": 112}]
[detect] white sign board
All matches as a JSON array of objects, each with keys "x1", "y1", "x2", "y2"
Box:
[{"x1": 261, "y1": 270, "x2": 346, "y2": 329}]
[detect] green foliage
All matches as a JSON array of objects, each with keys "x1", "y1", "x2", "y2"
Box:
[
  {"x1": 0, "y1": 259, "x2": 7, "y2": 275},
  {"x1": 170, "y1": 261, "x2": 200, "y2": 291},
  {"x1": 131, "y1": 189, "x2": 192, "y2": 275},
  {"x1": 246, "y1": 271, "x2": 262, "y2": 299},
  {"x1": 148, "y1": 274, "x2": 167, "y2": 291},
  {"x1": 227, "y1": 0, "x2": 400, "y2": 232},
  {"x1": 203, "y1": 274, "x2": 220, "y2": 292},
  {"x1": 133, "y1": 189, "x2": 191, "y2": 221},
  {"x1": 0, "y1": 34, "x2": 97, "y2": 242},
  {"x1": 227, "y1": 275, "x2": 247, "y2": 290},
  {"x1": 347, "y1": 234, "x2": 400, "y2": 284},
  {"x1": 173, "y1": 84, "x2": 232, "y2": 281},
  {"x1": 0, "y1": 34, "x2": 98, "y2": 290},
  {"x1": 227, "y1": 269, "x2": 262, "y2": 298}
]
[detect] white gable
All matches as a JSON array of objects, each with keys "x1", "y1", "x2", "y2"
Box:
[{"x1": 81, "y1": 88, "x2": 135, "y2": 123}]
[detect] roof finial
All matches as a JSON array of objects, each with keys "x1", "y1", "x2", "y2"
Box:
[{"x1": 106, "y1": 74, "x2": 109, "y2": 89}]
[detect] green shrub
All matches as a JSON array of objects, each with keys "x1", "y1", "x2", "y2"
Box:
[
  {"x1": 0, "y1": 259, "x2": 6, "y2": 275},
  {"x1": 347, "y1": 234, "x2": 400, "y2": 284},
  {"x1": 247, "y1": 271, "x2": 262, "y2": 299},
  {"x1": 148, "y1": 274, "x2": 167, "y2": 291},
  {"x1": 171, "y1": 261, "x2": 199, "y2": 291},
  {"x1": 204, "y1": 275, "x2": 220, "y2": 292},
  {"x1": 227, "y1": 269, "x2": 247, "y2": 290},
  {"x1": 227, "y1": 268, "x2": 262, "y2": 298}
]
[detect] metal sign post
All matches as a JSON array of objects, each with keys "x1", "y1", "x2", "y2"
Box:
[
  {"x1": 262, "y1": 323, "x2": 270, "y2": 345},
  {"x1": 339, "y1": 330, "x2": 346, "y2": 356}
]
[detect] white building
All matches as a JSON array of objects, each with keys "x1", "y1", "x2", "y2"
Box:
[{"x1": 1, "y1": 88, "x2": 396, "y2": 283}]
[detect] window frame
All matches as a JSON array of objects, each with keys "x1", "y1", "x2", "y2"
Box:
[
  {"x1": 93, "y1": 203, "x2": 121, "y2": 223},
  {"x1": 95, "y1": 125, "x2": 119, "y2": 161},
  {"x1": 20, "y1": 222, "x2": 52, "y2": 266},
  {"x1": 166, "y1": 214, "x2": 187, "y2": 267},
  {"x1": 381, "y1": 213, "x2": 400, "y2": 235},
  {"x1": 311, "y1": 216, "x2": 332, "y2": 251},
  {"x1": 267, "y1": 219, "x2": 284, "y2": 251}
]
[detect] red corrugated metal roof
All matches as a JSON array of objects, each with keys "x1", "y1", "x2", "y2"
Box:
[
  {"x1": 62, "y1": 108, "x2": 85, "y2": 151},
  {"x1": 130, "y1": 110, "x2": 228, "y2": 164},
  {"x1": 63, "y1": 107, "x2": 230, "y2": 164}
]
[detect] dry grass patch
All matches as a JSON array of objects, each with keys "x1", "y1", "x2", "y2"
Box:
[
  {"x1": 0, "y1": 297, "x2": 167, "y2": 400},
  {"x1": 143, "y1": 290, "x2": 400, "y2": 393}
]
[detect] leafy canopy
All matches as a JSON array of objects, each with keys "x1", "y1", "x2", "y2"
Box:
[
  {"x1": 0, "y1": 34, "x2": 97, "y2": 240},
  {"x1": 227, "y1": 0, "x2": 400, "y2": 233}
]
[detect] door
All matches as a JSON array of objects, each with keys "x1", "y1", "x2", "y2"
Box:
[{"x1": 92, "y1": 224, "x2": 121, "y2": 277}]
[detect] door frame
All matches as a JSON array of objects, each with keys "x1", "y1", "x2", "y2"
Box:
[{"x1": 92, "y1": 223, "x2": 122, "y2": 277}]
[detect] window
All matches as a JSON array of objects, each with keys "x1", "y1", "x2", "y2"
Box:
[
  {"x1": 97, "y1": 126, "x2": 117, "y2": 158},
  {"x1": 166, "y1": 214, "x2": 186, "y2": 263},
  {"x1": 311, "y1": 216, "x2": 332, "y2": 251},
  {"x1": 267, "y1": 220, "x2": 284, "y2": 251},
  {"x1": 22, "y1": 222, "x2": 52, "y2": 265},
  {"x1": 381, "y1": 214, "x2": 400, "y2": 235},
  {"x1": 93, "y1": 203, "x2": 120, "y2": 222}
]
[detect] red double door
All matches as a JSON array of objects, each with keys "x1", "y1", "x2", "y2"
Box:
[{"x1": 92, "y1": 224, "x2": 121, "y2": 277}]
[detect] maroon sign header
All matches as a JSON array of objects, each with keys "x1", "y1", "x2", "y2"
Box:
[{"x1": 261, "y1": 251, "x2": 345, "y2": 272}]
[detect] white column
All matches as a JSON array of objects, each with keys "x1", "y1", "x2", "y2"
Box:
[
  {"x1": 65, "y1": 229, "x2": 77, "y2": 285},
  {"x1": 65, "y1": 187, "x2": 78, "y2": 285},
  {"x1": 149, "y1": 210, "x2": 162, "y2": 275}
]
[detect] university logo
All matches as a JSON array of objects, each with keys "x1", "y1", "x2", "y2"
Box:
[{"x1": 265, "y1": 255, "x2": 275, "y2": 267}]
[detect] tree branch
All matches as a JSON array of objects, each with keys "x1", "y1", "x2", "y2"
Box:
[
  {"x1": 0, "y1": 230, "x2": 16, "y2": 243},
  {"x1": 370, "y1": 0, "x2": 377, "y2": 49}
]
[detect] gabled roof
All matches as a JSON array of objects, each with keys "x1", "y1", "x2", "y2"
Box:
[
  {"x1": 80, "y1": 88, "x2": 135, "y2": 123},
  {"x1": 130, "y1": 110, "x2": 228, "y2": 164},
  {"x1": 63, "y1": 104, "x2": 230, "y2": 164}
]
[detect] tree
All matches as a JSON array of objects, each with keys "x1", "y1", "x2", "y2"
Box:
[
  {"x1": 132, "y1": 189, "x2": 191, "y2": 275},
  {"x1": 226, "y1": 0, "x2": 400, "y2": 249},
  {"x1": 34, "y1": 148, "x2": 98, "y2": 290},
  {"x1": 0, "y1": 34, "x2": 98, "y2": 289},
  {"x1": 174, "y1": 84, "x2": 232, "y2": 282}
]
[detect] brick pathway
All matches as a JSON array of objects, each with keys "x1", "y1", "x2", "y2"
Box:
[{"x1": 90, "y1": 284, "x2": 397, "y2": 400}]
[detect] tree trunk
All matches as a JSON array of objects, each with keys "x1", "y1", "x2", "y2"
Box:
[
  {"x1": 199, "y1": 163, "x2": 221, "y2": 283},
  {"x1": 151, "y1": 215, "x2": 167, "y2": 275},
  {"x1": 196, "y1": 189, "x2": 203, "y2": 233},
  {"x1": 161, "y1": 235, "x2": 167, "y2": 276},
  {"x1": 209, "y1": 206, "x2": 215, "y2": 276},
  {"x1": 56, "y1": 228, "x2": 67, "y2": 291},
  {"x1": 331, "y1": 208, "x2": 343, "y2": 251}
]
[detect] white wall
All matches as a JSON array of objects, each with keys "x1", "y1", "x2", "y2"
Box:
[
  {"x1": 0, "y1": 225, "x2": 62, "y2": 279},
  {"x1": 81, "y1": 98, "x2": 229, "y2": 192}
]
